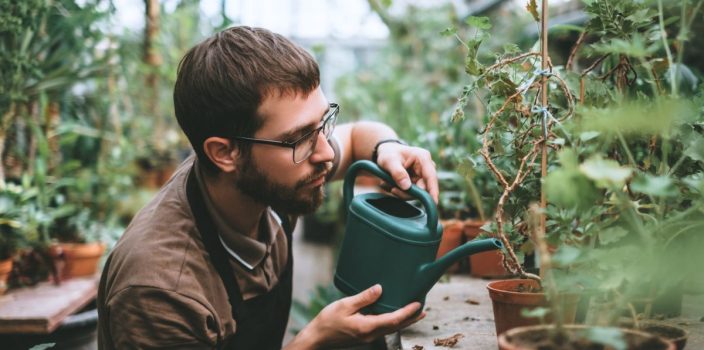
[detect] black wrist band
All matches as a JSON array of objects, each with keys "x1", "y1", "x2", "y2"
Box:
[{"x1": 371, "y1": 139, "x2": 407, "y2": 163}]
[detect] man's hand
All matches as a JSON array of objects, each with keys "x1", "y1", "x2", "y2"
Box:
[
  {"x1": 287, "y1": 284, "x2": 425, "y2": 349},
  {"x1": 375, "y1": 142, "x2": 439, "y2": 203}
]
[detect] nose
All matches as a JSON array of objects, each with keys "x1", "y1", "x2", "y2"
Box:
[{"x1": 308, "y1": 131, "x2": 335, "y2": 164}]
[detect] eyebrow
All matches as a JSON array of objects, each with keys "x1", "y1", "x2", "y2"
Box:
[{"x1": 275, "y1": 105, "x2": 331, "y2": 141}]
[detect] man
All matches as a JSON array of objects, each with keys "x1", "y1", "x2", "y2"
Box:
[{"x1": 98, "y1": 26, "x2": 439, "y2": 349}]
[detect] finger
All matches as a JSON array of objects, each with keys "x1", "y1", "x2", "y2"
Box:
[
  {"x1": 384, "y1": 159, "x2": 412, "y2": 190},
  {"x1": 416, "y1": 178, "x2": 427, "y2": 191},
  {"x1": 419, "y1": 160, "x2": 439, "y2": 204},
  {"x1": 364, "y1": 302, "x2": 422, "y2": 331},
  {"x1": 344, "y1": 284, "x2": 382, "y2": 311},
  {"x1": 390, "y1": 187, "x2": 413, "y2": 200}
]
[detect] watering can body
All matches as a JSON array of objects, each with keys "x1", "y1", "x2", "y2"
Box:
[{"x1": 334, "y1": 160, "x2": 503, "y2": 314}]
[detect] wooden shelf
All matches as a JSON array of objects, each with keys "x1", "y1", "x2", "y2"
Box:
[{"x1": 0, "y1": 275, "x2": 99, "y2": 334}]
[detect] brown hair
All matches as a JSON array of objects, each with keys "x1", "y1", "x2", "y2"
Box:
[{"x1": 173, "y1": 26, "x2": 320, "y2": 173}]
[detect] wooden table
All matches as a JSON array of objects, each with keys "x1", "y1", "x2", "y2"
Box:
[
  {"x1": 393, "y1": 275, "x2": 704, "y2": 350},
  {"x1": 0, "y1": 275, "x2": 99, "y2": 334}
]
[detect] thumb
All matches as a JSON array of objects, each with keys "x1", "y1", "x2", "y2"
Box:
[{"x1": 345, "y1": 284, "x2": 382, "y2": 311}]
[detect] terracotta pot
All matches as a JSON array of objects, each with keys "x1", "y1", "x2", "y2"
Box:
[
  {"x1": 0, "y1": 258, "x2": 13, "y2": 295},
  {"x1": 498, "y1": 324, "x2": 676, "y2": 350},
  {"x1": 53, "y1": 242, "x2": 106, "y2": 279},
  {"x1": 436, "y1": 220, "x2": 465, "y2": 273},
  {"x1": 464, "y1": 220, "x2": 509, "y2": 278},
  {"x1": 622, "y1": 320, "x2": 688, "y2": 350},
  {"x1": 487, "y1": 279, "x2": 580, "y2": 336}
]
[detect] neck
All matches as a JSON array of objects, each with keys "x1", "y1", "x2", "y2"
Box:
[{"x1": 202, "y1": 170, "x2": 267, "y2": 241}]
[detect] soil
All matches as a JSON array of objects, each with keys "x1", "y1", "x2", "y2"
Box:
[
  {"x1": 504, "y1": 327, "x2": 670, "y2": 350},
  {"x1": 639, "y1": 324, "x2": 686, "y2": 341},
  {"x1": 513, "y1": 282, "x2": 543, "y2": 293}
]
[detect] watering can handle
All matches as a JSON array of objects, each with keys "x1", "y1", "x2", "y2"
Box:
[{"x1": 343, "y1": 160, "x2": 439, "y2": 237}]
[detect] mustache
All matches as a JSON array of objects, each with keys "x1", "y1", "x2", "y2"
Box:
[{"x1": 296, "y1": 163, "x2": 332, "y2": 189}]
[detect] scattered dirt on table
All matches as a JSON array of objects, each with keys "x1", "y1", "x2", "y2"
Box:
[
  {"x1": 463, "y1": 316, "x2": 480, "y2": 321},
  {"x1": 412, "y1": 346, "x2": 424, "y2": 350},
  {"x1": 432, "y1": 325, "x2": 439, "y2": 330},
  {"x1": 425, "y1": 307, "x2": 432, "y2": 311},
  {"x1": 465, "y1": 298, "x2": 480, "y2": 305},
  {"x1": 443, "y1": 296, "x2": 449, "y2": 301},
  {"x1": 433, "y1": 333, "x2": 464, "y2": 347}
]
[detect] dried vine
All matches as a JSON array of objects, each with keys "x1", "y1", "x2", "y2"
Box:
[{"x1": 476, "y1": 1, "x2": 575, "y2": 281}]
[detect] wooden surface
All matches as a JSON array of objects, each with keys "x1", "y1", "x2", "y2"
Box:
[
  {"x1": 0, "y1": 275, "x2": 99, "y2": 334},
  {"x1": 397, "y1": 275, "x2": 704, "y2": 350}
]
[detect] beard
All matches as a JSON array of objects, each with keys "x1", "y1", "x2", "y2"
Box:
[{"x1": 235, "y1": 157, "x2": 330, "y2": 216}]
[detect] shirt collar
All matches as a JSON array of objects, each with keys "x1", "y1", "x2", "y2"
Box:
[{"x1": 193, "y1": 159, "x2": 282, "y2": 270}]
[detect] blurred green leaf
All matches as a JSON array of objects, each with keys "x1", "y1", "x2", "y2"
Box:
[
  {"x1": 631, "y1": 174, "x2": 678, "y2": 197},
  {"x1": 579, "y1": 156, "x2": 632, "y2": 188},
  {"x1": 552, "y1": 245, "x2": 581, "y2": 266},
  {"x1": 598, "y1": 227, "x2": 629, "y2": 245},
  {"x1": 580, "y1": 98, "x2": 696, "y2": 135},
  {"x1": 684, "y1": 137, "x2": 704, "y2": 162}
]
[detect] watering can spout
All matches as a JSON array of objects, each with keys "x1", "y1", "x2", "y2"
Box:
[{"x1": 417, "y1": 238, "x2": 503, "y2": 293}]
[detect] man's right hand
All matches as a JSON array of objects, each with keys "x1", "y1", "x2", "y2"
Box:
[{"x1": 286, "y1": 284, "x2": 425, "y2": 349}]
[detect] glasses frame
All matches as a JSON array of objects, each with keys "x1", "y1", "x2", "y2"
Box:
[{"x1": 232, "y1": 103, "x2": 339, "y2": 164}]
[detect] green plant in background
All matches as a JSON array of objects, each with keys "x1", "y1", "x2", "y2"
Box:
[
  {"x1": 114, "y1": 1, "x2": 211, "y2": 171},
  {"x1": 289, "y1": 283, "x2": 344, "y2": 334},
  {"x1": 336, "y1": 1, "x2": 510, "y2": 220}
]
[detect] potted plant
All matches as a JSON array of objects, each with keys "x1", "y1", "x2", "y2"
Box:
[
  {"x1": 448, "y1": 1, "x2": 582, "y2": 334},
  {"x1": 0, "y1": 181, "x2": 28, "y2": 294}
]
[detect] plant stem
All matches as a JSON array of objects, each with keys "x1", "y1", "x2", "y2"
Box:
[
  {"x1": 657, "y1": 0, "x2": 676, "y2": 95},
  {"x1": 539, "y1": 0, "x2": 549, "y2": 264}
]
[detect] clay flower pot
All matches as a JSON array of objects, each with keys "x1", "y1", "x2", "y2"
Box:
[
  {"x1": 51, "y1": 242, "x2": 106, "y2": 279},
  {"x1": 464, "y1": 220, "x2": 509, "y2": 278},
  {"x1": 487, "y1": 279, "x2": 580, "y2": 336},
  {"x1": 498, "y1": 324, "x2": 676, "y2": 350},
  {"x1": 0, "y1": 258, "x2": 13, "y2": 295},
  {"x1": 437, "y1": 219, "x2": 465, "y2": 273}
]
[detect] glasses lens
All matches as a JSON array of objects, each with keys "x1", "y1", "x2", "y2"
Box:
[
  {"x1": 293, "y1": 130, "x2": 319, "y2": 163},
  {"x1": 292, "y1": 104, "x2": 338, "y2": 163},
  {"x1": 323, "y1": 109, "x2": 337, "y2": 139}
]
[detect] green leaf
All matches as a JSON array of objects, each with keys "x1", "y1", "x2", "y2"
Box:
[
  {"x1": 503, "y1": 43, "x2": 520, "y2": 55},
  {"x1": 544, "y1": 168, "x2": 599, "y2": 210},
  {"x1": 630, "y1": 174, "x2": 678, "y2": 197},
  {"x1": 440, "y1": 27, "x2": 457, "y2": 37},
  {"x1": 380, "y1": 0, "x2": 392, "y2": 8},
  {"x1": 579, "y1": 131, "x2": 600, "y2": 142},
  {"x1": 526, "y1": 0, "x2": 540, "y2": 22},
  {"x1": 465, "y1": 39, "x2": 484, "y2": 76},
  {"x1": 585, "y1": 327, "x2": 627, "y2": 350},
  {"x1": 465, "y1": 16, "x2": 492, "y2": 30},
  {"x1": 685, "y1": 137, "x2": 704, "y2": 162},
  {"x1": 579, "y1": 156, "x2": 632, "y2": 188},
  {"x1": 598, "y1": 227, "x2": 629, "y2": 245},
  {"x1": 558, "y1": 149, "x2": 579, "y2": 169}
]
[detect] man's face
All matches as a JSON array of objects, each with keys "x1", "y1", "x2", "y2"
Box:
[{"x1": 234, "y1": 87, "x2": 335, "y2": 215}]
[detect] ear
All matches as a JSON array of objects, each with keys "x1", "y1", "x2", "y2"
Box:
[{"x1": 203, "y1": 137, "x2": 240, "y2": 173}]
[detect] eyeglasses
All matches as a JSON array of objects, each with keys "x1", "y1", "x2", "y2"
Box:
[{"x1": 232, "y1": 103, "x2": 339, "y2": 164}]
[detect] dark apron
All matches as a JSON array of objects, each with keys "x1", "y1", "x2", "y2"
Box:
[{"x1": 186, "y1": 170, "x2": 293, "y2": 350}]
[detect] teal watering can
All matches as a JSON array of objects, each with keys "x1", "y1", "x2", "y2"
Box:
[{"x1": 334, "y1": 160, "x2": 503, "y2": 314}]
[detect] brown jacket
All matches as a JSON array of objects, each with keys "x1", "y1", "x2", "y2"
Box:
[{"x1": 97, "y1": 157, "x2": 293, "y2": 349}]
